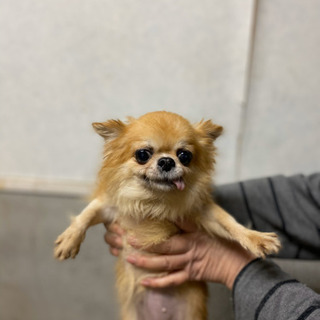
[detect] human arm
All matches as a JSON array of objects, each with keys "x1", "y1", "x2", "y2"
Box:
[
  {"x1": 214, "y1": 173, "x2": 320, "y2": 259},
  {"x1": 233, "y1": 258, "x2": 320, "y2": 320},
  {"x1": 105, "y1": 222, "x2": 320, "y2": 319}
]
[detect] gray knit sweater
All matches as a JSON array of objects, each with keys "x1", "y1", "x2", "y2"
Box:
[{"x1": 215, "y1": 173, "x2": 320, "y2": 320}]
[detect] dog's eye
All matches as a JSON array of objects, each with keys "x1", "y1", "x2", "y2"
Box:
[
  {"x1": 135, "y1": 149, "x2": 152, "y2": 164},
  {"x1": 177, "y1": 149, "x2": 193, "y2": 166}
]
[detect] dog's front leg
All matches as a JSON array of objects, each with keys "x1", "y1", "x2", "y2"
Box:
[
  {"x1": 54, "y1": 197, "x2": 115, "y2": 260},
  {"x1": 200, "y1": 204, "x2": 281, "y2": 258}
]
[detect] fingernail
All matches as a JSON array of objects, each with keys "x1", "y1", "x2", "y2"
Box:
[
  {"x1": 128, "y1": 236, "x2": 139, "y2": 247},
  {"x1": 126, "y1": 255, "x2": 137, "y2": 265},
  {"x1": 111, "y1": 248, "x2": 120, "y2": 256},
  {"x1": 141, "y1": 279, "x2": 151, "y2": 286}
]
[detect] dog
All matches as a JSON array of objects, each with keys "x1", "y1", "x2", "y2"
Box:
[{"x1": 54, "y1": 111, "x2": 280, "y2": 320}]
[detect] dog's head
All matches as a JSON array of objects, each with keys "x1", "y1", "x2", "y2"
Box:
[{"x1": 93, "y1": 111, "x2": 222, "y2": 197}]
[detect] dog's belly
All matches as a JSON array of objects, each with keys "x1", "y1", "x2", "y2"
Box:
[{"x1": 137, "y1": 288, "x2": 186, "y2": 320}]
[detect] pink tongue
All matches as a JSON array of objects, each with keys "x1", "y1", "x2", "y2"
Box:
[{"x1": 173, "y1": 178, "x2": 185, "y2": 191}]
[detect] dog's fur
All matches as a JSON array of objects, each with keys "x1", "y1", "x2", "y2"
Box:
[{"x1": 54, "y1": 111, "x2": 280, "y2": 320}]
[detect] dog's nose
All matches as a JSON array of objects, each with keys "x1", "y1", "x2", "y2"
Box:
[{"x1": 158, "y1": 157, "x2": 175, "y2": 172}]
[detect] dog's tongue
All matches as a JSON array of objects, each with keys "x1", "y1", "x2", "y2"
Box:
[{"x1": 173, "y1": 178, "x2": 185, "y2": 191}]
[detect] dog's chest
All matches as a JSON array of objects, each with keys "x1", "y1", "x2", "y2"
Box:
[{"x1": 120, "y1": 217, "x2": 179, "y2": 248}]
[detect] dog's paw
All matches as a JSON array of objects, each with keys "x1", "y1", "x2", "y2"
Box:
[
  {"x1": 240, "y1": 230, "x2": 281, "y2": 258},
  {"x1": 54, "y1": 226, "x2": 85, "y2": 260}
]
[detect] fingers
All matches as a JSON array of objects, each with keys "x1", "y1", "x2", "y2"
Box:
[
  {"x1": 104, "y1": 222, "x2": 125, "y2": 256},
  {"x1": 104, "y1": 221, "x2": 198, "y2": 265},
  {"x1": 104, "y1": 222, "x2": 125, "y2": 236},
  {"x1": 110, "y1": 247, "x2": 121, "y2": 257},
  {"x1": 140, "y1": 271, "x2": 189, "y2": 288},
  {"x1": 127, "y1": 253, "x2": 189, "y2": 272},
  {"x1": 105, "y1": 231, "x2": 123, "y2": 249}
]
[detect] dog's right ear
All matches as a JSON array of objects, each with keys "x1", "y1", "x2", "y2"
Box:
[{"x1": 92, "y1": 120, "x2": 126, "y2": 142}]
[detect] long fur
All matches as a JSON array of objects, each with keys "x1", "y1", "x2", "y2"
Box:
[{"x1": 54, "y1": 111, "x2": 280, "y2": 320}]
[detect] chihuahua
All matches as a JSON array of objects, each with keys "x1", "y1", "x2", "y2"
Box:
[{"x1": 54, "y1": 111, "x2": 280, "y2": 320}]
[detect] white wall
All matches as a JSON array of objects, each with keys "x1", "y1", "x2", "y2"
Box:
[
  {"x1": 240, "y1": 0, "x2": 320, "y2": 179},
  {"x1": 0, "y1": 0, "x2": 254, "y2": 192},
  {"x1": 1, "y1": 0, "x2": 319, "y2": 195}
]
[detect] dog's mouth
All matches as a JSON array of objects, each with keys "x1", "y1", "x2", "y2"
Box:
[{"x1": 142, "y1": 175, "x2": 185, "y2": 191}]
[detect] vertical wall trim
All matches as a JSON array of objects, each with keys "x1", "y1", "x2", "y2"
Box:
[{"x1": 235, "y1": 0, "x2": 259, "y2": 180}]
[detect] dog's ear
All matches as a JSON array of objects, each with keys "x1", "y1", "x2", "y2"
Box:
[
  {"x1": 126, "y1": 116, "x2": 136, "y2": 123},
  {"x1": 92, "y1": 119, "x2": 126, "y2": 141},
  {"x1": 194, "y1": 120, "x2": 223, "y2": 142}
]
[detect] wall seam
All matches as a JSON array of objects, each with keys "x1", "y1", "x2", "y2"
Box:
[{"x1": 235, "y1": 0, "x2": 259, "y2": 180}]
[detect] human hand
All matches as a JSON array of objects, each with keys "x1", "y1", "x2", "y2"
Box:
[
  {"x1": 104, "y1": 222, "x2": 125, "y2": 257},
  {"x1": 104, "y1": 221, "x2": 255, "y2": 290}
]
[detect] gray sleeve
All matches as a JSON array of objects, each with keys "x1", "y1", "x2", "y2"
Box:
[
  {"x1": 233, "y1": 259, "x2": 320, "y2": 320},
  {"x1": 214, "y1": 173, "x2": 320, "y2": 259}
]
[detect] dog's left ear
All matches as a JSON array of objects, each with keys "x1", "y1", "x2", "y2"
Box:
[
  {"x1": 194, "y1": 120, "x2": 223, "y2": 141},
  {"x1": 92, "y1": 119, "x2": 126, "y2": 142}
]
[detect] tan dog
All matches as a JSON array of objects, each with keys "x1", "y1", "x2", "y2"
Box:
[{"x1": 54, "y1": 111, "x2": 280, "y2": 320}]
